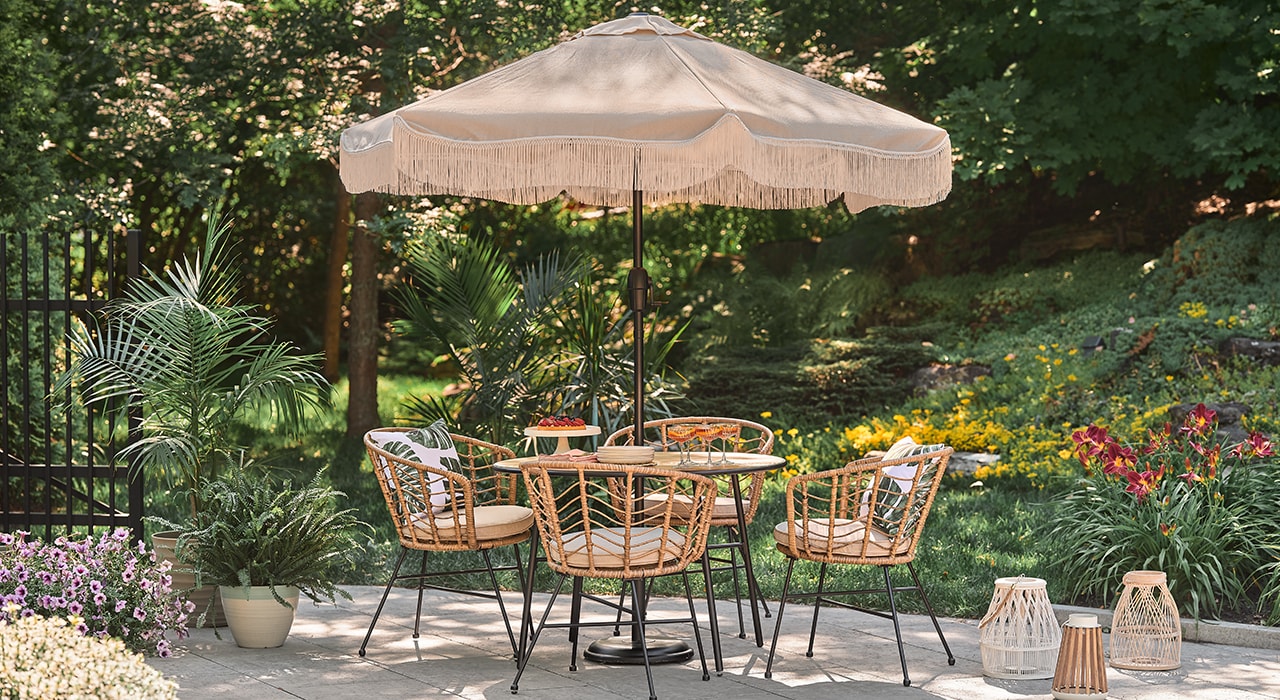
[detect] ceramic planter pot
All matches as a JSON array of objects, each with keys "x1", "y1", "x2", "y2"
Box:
[
  {"x1": 219, "y1": 585, "x2": 300, "y2": 648},
  {"x1": 151, "y1": 531, "x2": 226, "y2": 628}
]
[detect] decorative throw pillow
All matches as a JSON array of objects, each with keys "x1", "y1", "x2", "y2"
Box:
[
  {"x1": 367, "y1": 420, "x2": 462, "y2": 512},
  {"x1": 866, "y1": 437, "x2": 948, "y2": 531}
]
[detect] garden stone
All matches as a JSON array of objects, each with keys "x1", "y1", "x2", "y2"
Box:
[
  {"x1": 1220, "y1": 337, "x2": 1280, "y2": 366},
  {"x1": 948, "y1": 451, "x2": 999, "y2": 475},
  {"x1": 910, "y1": 363, "x2": 992, "y2": 395}
]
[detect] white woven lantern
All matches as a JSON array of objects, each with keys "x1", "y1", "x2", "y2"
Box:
[
  {"x1": 978, "y1": 576, "x2": 1062, "y2": 679},
  {"x1": 1110, "y1": 570, "x2": 1182, "y2": 671}
]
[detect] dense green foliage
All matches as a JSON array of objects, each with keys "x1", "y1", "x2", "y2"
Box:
[
  {"x1": 54, "y1": 216, "x2": 330, "y2": 518},
  {"x1": 1048, "y1": 410, "x2": 1280, "y2": 621},
  {"x1": 177, "y1": 470, "x2": 370, "y2": 606}
]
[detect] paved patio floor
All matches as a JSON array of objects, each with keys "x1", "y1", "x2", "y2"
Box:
[{"x1": 148, "y1": 585, "x2": 1280, "y2": 699}]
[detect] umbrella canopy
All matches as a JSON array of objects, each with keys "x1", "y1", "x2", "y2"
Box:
[
  {"x1": 340, "y1": 13, "x2": 951, "y2": 212},
  {"x1": 340, "y1": 13, "x2": 951, "y2": 445}
]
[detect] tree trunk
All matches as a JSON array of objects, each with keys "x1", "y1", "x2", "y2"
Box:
[
  {"x1": 323, "y1": 175, "x2": 351, "y2": 383},
  {"x1": 345, "y1": 191, "x2": 381, "y2": 437}
]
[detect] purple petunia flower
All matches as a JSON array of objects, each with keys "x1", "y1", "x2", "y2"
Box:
[
  {"x1": 133, "y1": 606, "x2": 147, "y2": 622},
  {"x1": 94, "y1": 592, "x2": 107, "y2": 606},
  {"x1": 89, "y1": 579, "x2": 103, "y2": 594},
  {"x1": 115, "y1": 599, "x2": 128, "y2": 613}
]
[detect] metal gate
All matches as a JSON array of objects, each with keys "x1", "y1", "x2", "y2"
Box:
[{"x1": 1, "y1": 226, "x2": 143, "y2": 540}]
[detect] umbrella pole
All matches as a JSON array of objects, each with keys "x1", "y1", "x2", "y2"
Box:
[
  {"x1": 584, "y1": 188, "x2": 694, "y2": 667},
  {"x1": 628, "y1": 187, "x2": 647, "y2": 447}
]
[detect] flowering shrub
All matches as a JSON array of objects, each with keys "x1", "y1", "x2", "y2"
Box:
[
  {"x1": 1045, "y1": 404, "x2": 1280, "y2": 620},
  {"x1": 0, "y1": 610, "x2": 178, "y2": 699},
  {"x1": 0, "y1": 529, "x2": 191, "y2": 656}
]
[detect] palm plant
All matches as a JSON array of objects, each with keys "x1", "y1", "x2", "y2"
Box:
[
  {"x1": 54, "y1": 214, "x2": 329, "y2": 518},
  {"x1": 395, "y1": 233, "x2": 684, "y2": 442}
]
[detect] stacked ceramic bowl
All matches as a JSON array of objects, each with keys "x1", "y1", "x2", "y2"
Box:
[{"x1": 596, "y1": 446, "x2": 655, "y2": 464}]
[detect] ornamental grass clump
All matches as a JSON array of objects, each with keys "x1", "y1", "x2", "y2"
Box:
[
  {"x1": 0, "y1": 610, "x2": 178, "y2": 699},
  {"x1": 1046, "y1": 404, "x2": 1280, "y2": 621},
  {"x1": 0, "y1": 529, "x2": 191, "y2": 656}
]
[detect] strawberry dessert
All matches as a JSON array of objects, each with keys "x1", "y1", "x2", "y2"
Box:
[{"x1": 535, "y1": 416, "x2": 587, "y2": 430}]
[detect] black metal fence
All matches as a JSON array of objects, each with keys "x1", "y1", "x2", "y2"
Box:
[{"x1": 1, "y1": 226, "x2": 143, "y2": 540}]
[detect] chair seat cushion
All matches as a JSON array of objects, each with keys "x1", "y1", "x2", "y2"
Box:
[
  {"x1": 405, "y1": 505, "x2": 534, "y2": 542},
  {"x1": 553, "y1": 526, "x2": 687, "y2": 570},
  {"x1": 773, "y1": 518, "x2": 906, "y2": 558},
  {"x1": 643, "y1": 494, "x2": 743, "y2": 521}
]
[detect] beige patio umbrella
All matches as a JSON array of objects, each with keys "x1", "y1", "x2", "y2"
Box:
[{"x1": 340, "y1": 11, "x2": 951, "y2": 451}]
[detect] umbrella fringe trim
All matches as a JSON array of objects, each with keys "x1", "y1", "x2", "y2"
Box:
[{"x1": 341, "y1": 120, "x2": 951, "y2": 211}]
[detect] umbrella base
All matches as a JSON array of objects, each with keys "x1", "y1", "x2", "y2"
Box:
[{"x1": 584, "y1": 636, "x2": 693, "y2": 664}]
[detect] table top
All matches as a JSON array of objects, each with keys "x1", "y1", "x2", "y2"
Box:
[{"x1": 494, "y1": 450, "x2": 783, "y2": 477}]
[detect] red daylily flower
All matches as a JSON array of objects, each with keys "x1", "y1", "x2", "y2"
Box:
[
  {"x1": 1125, "y1": 469, "x2": 1160, "y2": 503},
  {"x1": 1102, "y1": 443, "x2": 1138, "y2": 476},
  {"x1": 1144, "y1": 423, "x2": 1174, "y2": 454},
  {"x1": 1179, "y1": 403, "x2": 1216, "y2": 437},
  {"x1": 1160, "y1": 522, "x2": 1176, "y2": 536},
  {"x1": 1177, "y1": 467, "x2": 1203, "y2": 485},
  {"x1": 1071, "y1": 425, "x2": 1111, "y2": 466},
  {"x1": 1230, "y1": 431, "x2": 1275, "y2": 459}
]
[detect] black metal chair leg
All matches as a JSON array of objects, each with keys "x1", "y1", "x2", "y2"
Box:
[
  {"x1": 882, "y1": 565, "x2": 911, "y2": 687},
  {"x1": 512, "y1": 574, "x2": 567, "y2": 694},
  {"x1": 568, "y1": 576, "x2": 584, "y2": 672},
  {"x1": 701, "y1": 548, "x2": 724, "y2": 675},
  {"x1": 482, "y1": 548, "x2": 521, "y2": 659},
  {"x1": 728, "y1": 541, "x2": 747, "y2": 639},
  {"x1": 763, "y1": 557, "x2": 797, "y2": 679},
  {"x1": 413, "y1": 550, "x2": 429, "y2": 638},
  {"x1": 630, "y1": 579, "x2": 658, "y2": 700},
  {"x1": 907, "y1": 561, "x2": 955, "y2": 665},
  {"x1": 806, "y1": 562, "x2": 828, "y2": 657},
  {"x1": 359, "y1": 546, "x2": 411, "y2": 657},
  {"x1": 681, "y1": 571, "x2": 710, "y2": 682}
]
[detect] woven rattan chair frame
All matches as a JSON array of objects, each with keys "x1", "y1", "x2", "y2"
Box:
[
  {"x1": 764, "y1": 446, "x2": 956, "y2": 687},
  {"x1": 511, "y1": 463, "x2": 718, "y2": 700},
  {"x1": 606, "y1": 417, "x2": 776, "y2": 667},
  {"x1": 360, "y1": 428, "x2": 531, "y2": 659}
]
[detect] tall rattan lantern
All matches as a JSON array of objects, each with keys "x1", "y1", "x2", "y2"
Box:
[
  {"x1": 1110, "y1": 570, "x2": 1182, "y2": 671},
  {"x1": 979, "y1": 576, "x2": 1061, "y2": 679},
  {"x1": 1051, "y1": 613, "x2": 1108, "y2": 700}
]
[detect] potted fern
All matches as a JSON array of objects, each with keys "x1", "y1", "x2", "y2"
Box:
[{"x1": 174, "y1": 469, "x2": 370, "y2": 648}]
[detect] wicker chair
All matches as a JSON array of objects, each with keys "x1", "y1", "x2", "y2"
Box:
[
  {"x1": 511, "y1": 463, "x2": 718, "y2": 700},
  {"x1": 605, "y1": 417, "x2": 775, "y2": 662},
  {"x1": 360, "y1": 428, "x2": 532, "y2": 658},
  {"x1": 764, "y1": 446, "x2": 956, "y2": 687}
]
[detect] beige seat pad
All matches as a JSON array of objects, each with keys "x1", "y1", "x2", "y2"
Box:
[
  {"x1": 773, "y1": 518, "x2": 906, "y2": 558},
  {"x1": 643, "y1": 493, "x2": 742, "y2": 521},
  {"x1": 553, "y1": 526, "x2": 687, "y2": 570},
  {"x1": 405, "y1": 505, "x2": 534, "y2": 542}
]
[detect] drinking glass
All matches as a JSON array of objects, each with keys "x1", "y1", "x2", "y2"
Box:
[
  {"x1": 694, "y1": 423, "x2": 717, "y2": 466},
  {"x1": 715, "y1": 422, "x2": 740, "y2": 464},
  {"x1": 667, "y1": 424, "x2": 696, "y2": 466}
]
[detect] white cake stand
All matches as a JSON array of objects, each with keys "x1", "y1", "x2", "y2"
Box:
[{"x1": 523, "y1": 425, "x2": 602, "y2": 455}]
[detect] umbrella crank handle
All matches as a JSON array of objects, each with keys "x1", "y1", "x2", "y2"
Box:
[{"x1": 627, "y1": 267, "x2": 652, "y2": 311}]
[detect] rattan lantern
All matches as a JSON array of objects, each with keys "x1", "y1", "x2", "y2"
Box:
[
  {"x1": 1051, "y1": 613, "x2": 1108, "y2": 700},
  {"x1": 1110, "y1": 570, "x2": 1182, "y2": 671},
  {"x1": 978, "y1": 576, "x2": 1061, "y2": 679}
]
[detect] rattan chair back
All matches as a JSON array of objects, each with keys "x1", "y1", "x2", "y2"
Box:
[
  {"x1": 365, "y1": 428, "x2": 522, "y2": 551},
  {"x1": 520, "y1": 463, "x2": 717, "y2": 580},
  {"x1": 776, "y1": 447, "x2": 953, "y2": 566}
]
